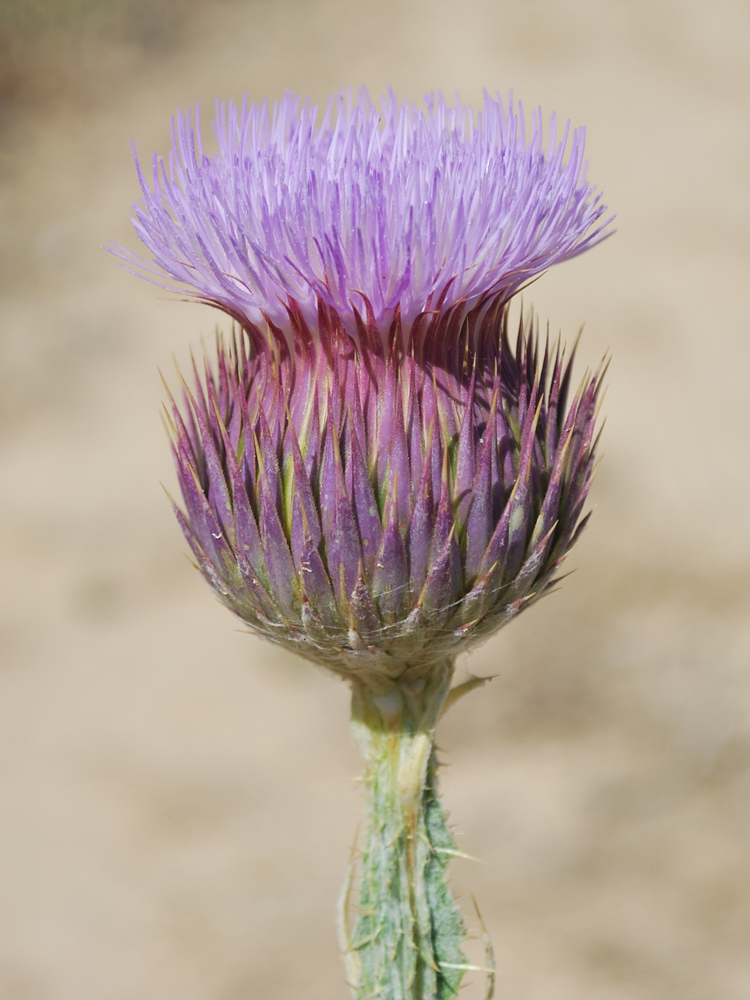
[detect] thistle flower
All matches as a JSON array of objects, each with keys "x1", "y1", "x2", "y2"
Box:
[{"x1": 119, "y1": 89, "x2": 611, "y2": 1000}]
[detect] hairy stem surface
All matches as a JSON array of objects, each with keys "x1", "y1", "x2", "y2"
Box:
[{"x1": 343, "y1": 661, "x2": 466, "y2": 1000}]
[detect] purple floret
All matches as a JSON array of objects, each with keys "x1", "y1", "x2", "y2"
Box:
[{"x1": 117, "y1": 89, "x2": 613, "y2": 337}]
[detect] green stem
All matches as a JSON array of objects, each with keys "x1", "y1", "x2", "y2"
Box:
[{"x1": 342, "y1": 661, "x2": 466, "y2": 1000}]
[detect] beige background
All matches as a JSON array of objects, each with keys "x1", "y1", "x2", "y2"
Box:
[{"x1": 1, "y1": 1, "x2": 749, "y2": 997}]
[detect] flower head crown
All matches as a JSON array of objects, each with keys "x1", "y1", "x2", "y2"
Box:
[{"x1": 120, "y1": 89, "x2": 611, "y2": 338}]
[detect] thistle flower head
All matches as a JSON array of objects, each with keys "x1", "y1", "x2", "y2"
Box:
[{"x1": 124, "y1": 90, "x2": 610, "y2": 688}]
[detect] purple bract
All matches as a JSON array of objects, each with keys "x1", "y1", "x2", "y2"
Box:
[{"x1": 167, "y1": 303, "x2": 603, "y2": 684}]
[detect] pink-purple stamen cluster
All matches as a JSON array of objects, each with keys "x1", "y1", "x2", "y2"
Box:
[{"x1": 120, "y1": 90, "x2": 612, "y2": 336}]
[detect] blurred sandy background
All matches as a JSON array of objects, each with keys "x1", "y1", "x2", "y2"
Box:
[{"x1": 1, "y1": 1, "x2": 749, "y2": 998}]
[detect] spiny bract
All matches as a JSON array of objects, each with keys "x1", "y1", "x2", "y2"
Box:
[{"x1": 168, "y1": 300, "x2": 602, "y2": 687}]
